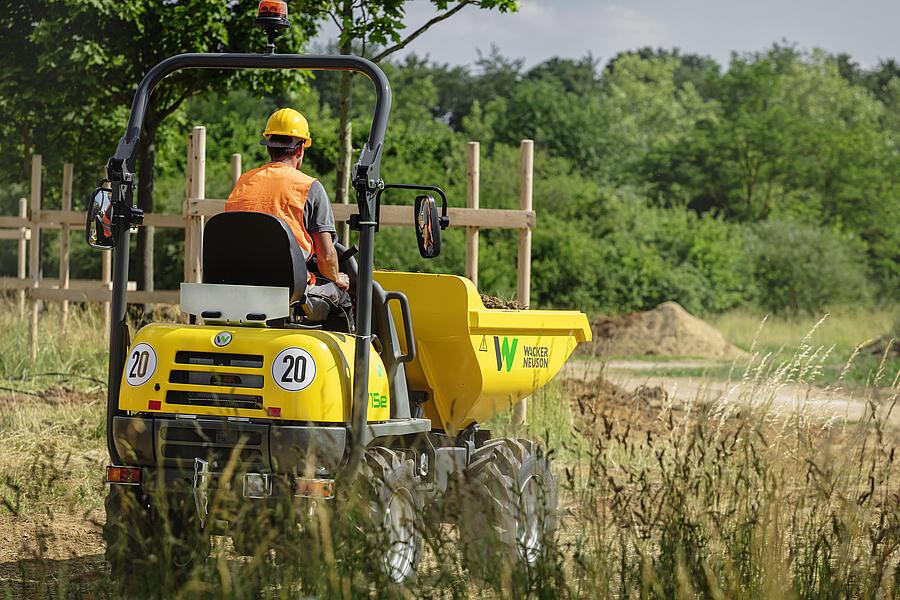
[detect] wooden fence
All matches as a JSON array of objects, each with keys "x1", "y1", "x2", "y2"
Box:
[{"x1": 0, "y1": 127, "x2": 537, "y2": 365}]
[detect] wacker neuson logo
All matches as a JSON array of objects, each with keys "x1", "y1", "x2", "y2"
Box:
[
  {"x1": 494, "y1": 336, "x2": 518, "y2": 372},
  {"x1": 494, "y1": 336, "x2": 550, "y2": 372}
]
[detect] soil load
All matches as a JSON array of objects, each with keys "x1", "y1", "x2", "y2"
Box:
[{"x1": 585, "y1": 301, "x2": 745, "y2": 359}]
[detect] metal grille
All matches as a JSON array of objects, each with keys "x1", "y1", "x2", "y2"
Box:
[
  {"x1": 156, "y1": 419, "x2": 269, "y2": 470},
  {"x1": 174, "y1": 351, "x2": 263, "y2": 369},
  {"x1": 166, "y1": 390, "x2": 263, "y2": 410}
]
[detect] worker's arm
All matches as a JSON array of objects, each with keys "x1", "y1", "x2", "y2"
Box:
[
  {"x1": 311, "y1": 231, "x2": 349, "y2": 290},
  {"x1": 304, "y1": 182, "x2": 349, "y2": 290}
]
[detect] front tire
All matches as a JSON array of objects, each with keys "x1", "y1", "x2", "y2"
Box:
[{"x1": 458, "y1": 439, "x2": 558, "y2": 578}]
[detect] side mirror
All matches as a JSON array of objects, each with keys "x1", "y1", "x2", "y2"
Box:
[
  {"x1": 85, "y1": 187, "x2": 116, "y2": 249},
  {"x1": 414, "y1": 195, "x2": 441, "y2": 258}
]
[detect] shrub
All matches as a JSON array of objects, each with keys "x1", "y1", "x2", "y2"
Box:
[
  {"x1": 745, "y1": 220, "x2": 873, "y2": 314},
  {"x1": 531, "y1": 192, "x2": 750, "y2": 314}
]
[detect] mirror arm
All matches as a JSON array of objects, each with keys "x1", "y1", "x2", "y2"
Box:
[{"x1": 377, "y1": 183, "x2": 450, "y2": 229}]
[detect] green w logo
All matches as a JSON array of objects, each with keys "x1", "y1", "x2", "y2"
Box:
[{"x1": 494, "y1": 336, "x2": 518, "y2": 373}]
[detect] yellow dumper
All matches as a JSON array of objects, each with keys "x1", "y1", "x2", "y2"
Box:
[{"x1": 90, "y1": 7, "x2": 593, "y2": 589}]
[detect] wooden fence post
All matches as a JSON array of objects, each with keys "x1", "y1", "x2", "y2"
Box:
[
  {"x1": 29, "y1": 155, "x2": 41, "y2": 361},
  {"x1": 466, "y1": 142, "x2": 480, "y2": 287},
  {"x1": 184, "y1": 133, "x2": 194, "y2": 284},
  {"x1": 185, "y1": 126, "x2": 206, "y2": 283},
  {"x1": 60, "y1": 162, "x2": 73, "y2": 334},
  {"x1": 143, "y1": 224, "x2": 155, "y2": 314},
  {"x1": 17, "y1": 197, "x2": 27, "y2": 318},
  {"x1": 231, "y1": 153, "x2": 242, "y2": 187},
  {"x1": 513, "y1": 140, "x2": 534, "y2": 426}
]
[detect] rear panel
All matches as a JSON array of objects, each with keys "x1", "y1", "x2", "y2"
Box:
[{"x1": 118, "y1": 324, "x2": 391, "y2": 422}]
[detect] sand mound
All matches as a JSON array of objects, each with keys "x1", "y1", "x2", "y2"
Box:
[{"x1": 586, "y1": 301, "x2": 745, "y2": 359}]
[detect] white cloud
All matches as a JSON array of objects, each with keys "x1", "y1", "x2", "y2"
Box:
[{"x1": 311, "y1": 0, "x2": 897, "y2": 69}]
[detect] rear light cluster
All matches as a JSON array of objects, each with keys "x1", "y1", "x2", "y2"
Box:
[
  {"x1": 106, "y1": 465, "x2": 142, "y2": 485},
  {"x1": 294, "y1": 477, "x2": 335, "y2": 499}
]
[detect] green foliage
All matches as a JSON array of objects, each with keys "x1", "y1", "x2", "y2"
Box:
[
  {"x1": 744, "y1": 220, "x2": 873, "y2": 314},
  {"x1": 1, "y1": 14, "x2": 898, "y2": 315}
]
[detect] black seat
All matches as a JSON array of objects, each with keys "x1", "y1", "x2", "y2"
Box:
[{"x1": 202, "y1": 212, "x2": 308, "y2": 303}]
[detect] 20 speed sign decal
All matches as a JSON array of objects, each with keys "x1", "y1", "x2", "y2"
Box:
[
  {"x1": 272, "y1": 347, "x2": 316, "y2": 392},
  {"x1": 125, "y1": 343, "x2": 157, "y2": 386}
]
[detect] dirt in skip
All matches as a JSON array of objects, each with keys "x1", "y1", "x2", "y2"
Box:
[
  {"x1": 480, "y1": 294, "x2": 527, "y2": 310},
  {"x1": 584, "y1": 301, "x2": 745, "y2": 359}
]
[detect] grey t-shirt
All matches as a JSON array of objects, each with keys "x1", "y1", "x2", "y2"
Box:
[{"x1": 304, "y1": 180, "x2": 336, "y2": 237}]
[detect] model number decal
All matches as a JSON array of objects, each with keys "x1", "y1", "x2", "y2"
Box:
[
  {"x1": 125, "y1": 343, "x2": 157, "y2": 386},
  {"x1": 272, "y1": 348, "x2": 316, "y2": 392},
  {"x1": 369, "y1": 392, "x2": 387, "y2": 409}
]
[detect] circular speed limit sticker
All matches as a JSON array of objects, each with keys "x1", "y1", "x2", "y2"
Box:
[
  {"x1": 125, "y1": 343, "x2": 157, "y2": 387},
  {"x1": 272, "y1": 347, "x2": 316, "y2": 392}
]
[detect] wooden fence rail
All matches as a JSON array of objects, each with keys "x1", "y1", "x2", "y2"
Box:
[{"x1": 1, "y1": 128, "x2": 536, "y2": 378}]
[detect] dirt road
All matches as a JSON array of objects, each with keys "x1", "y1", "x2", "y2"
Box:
[{"x1": 567, "y1": 358, "x2": 896, "y2": 424}]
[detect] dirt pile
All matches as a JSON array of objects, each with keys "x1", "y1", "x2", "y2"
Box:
[
  {"x1": 565, "y1": 376, "x2": 672, "y2": 437},
  {"x1": 586, "y1": 301, "x2": 745, "y2": 359}
]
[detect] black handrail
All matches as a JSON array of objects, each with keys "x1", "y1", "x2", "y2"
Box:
[{"x1": 103, "y1": 53, "x2": 390, "y2": 475}]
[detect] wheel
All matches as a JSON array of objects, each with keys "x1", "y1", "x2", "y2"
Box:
[
  {"x1": 104, "y1": 486, "x2": 156, "y2": 596},
  {"x1": 161, "y1": 491, "x2": 211, "y2": 570},
  {"x1": 104, "y1": 486, "x2": 210, "y2": 596},
  {"x1": 458, "y1": 439, "x2": 558, "y2": 578},
  {"x1": 362, "y1": 447, "x2": 424, "y2": 584}
]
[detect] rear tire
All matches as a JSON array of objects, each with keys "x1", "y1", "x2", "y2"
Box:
[
  {"x1": 104, "y1": 486, "x2": 209, "y2": 596},
  {"x1": 458, "y1": 439, "x2": 558, "y2": 579}
]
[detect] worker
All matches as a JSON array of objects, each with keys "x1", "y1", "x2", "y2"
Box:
[{"x1": 225, "y1": 108, "x2": 350, "y2": 322}]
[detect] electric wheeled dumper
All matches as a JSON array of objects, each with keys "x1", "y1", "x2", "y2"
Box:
[{"x1": 86, "y1": 2, "x2": 590, "y2": 586}]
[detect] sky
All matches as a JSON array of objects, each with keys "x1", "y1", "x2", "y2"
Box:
[{"x1": 313, "y1": 0, "x2": 900, "y2": 70}]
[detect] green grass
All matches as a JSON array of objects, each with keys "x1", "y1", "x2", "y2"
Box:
[
  {"x1": 711, "y1": 306, "x2": 899, "y2": 386},
  {"x1": 0, "y1": 298, "x2": 108, "y2": 395},
  {"x1": 711, "y1": 305, "x2": 896, "y2": 356}
]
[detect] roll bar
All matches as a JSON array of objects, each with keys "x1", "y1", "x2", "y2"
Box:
[{"x1": 104, "y1": 53, "x2": 389, "y2": 480}]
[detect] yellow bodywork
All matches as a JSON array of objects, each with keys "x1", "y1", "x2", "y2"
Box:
[
  {"x1": 374, "y1": 271, "x2": 591, "y2": 433},
  {"x1": 119, "y1": 325, "x2": 391, "y2": 422}
]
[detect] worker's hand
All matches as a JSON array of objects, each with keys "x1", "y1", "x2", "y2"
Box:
[{"x1": 335, "y1": 272, "x2": 350, "y2": 291}]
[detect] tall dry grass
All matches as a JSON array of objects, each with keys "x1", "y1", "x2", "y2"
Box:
[{"x1": 1, "y1": 303, "x2": 899, "y2": 598}]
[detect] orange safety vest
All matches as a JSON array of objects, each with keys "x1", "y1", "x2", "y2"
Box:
[{"x1": 225, "y1": 162, "x2": 317, "y2": 260}]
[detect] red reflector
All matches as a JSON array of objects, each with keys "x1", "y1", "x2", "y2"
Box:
[
  {"x1": 106, "y1": 466, "x2": 141, "y2": 484},
  {"x1": 148, "y1": 399, "x2": 161, "y2": 410},
  {"x1": 266, "y1": 406, "x2": 281, "y2": 417},
  {"x1": 257, "y1": 0, "x2": 288, "y2": 18}
]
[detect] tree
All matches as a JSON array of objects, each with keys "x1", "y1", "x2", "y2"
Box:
[
  {"x1": 298, "y1": 0, "x2": 518, "y2": 241},
  {"x1": 0, "y1": 0, "x2": 315, "y2": 293}
]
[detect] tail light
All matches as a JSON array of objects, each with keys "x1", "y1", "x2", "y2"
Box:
[{"x1": 106, "y1": 465, "x2": 142, "y2": 485}]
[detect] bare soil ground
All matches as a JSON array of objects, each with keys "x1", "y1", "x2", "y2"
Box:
[{"x1": 566, "y1": 358, "x2": 898, "y2": 424}]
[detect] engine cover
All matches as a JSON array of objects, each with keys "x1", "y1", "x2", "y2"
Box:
[{"x1": 118, "y1": 324, "x2": 391, "y2": 422}]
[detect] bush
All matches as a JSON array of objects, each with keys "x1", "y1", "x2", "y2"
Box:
[
  {"x1": 532, "y1": 192, "x2": 750, "y2": 314},
  {"x1": 745, "y1": 220, "x2": 873, "y2": 314}
]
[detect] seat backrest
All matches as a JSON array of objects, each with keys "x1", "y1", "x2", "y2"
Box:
[{"x1": 202, "y1": 211, "x2": 307, "y2": 302}]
